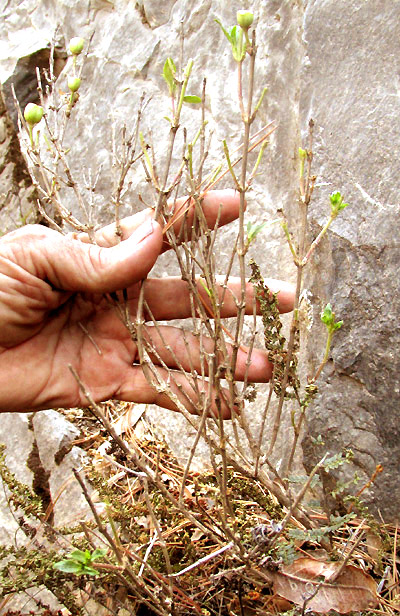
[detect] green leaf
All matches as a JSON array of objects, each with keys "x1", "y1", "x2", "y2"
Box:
[
  {"x1": 321, "y1": 303, "x2": 343, "y2": 333},
  {"x1": 91, "y1": 548, "x2": 108, "y2": 561},
  {"x1": 183, "y1": 95, "x2": 202, "y2": 104},
  {"x1": 162, "y1": 57, "x2": 177, "y2": 96},
  {"x1": 329, "y1": 191, "x2": 342, "y2": 207},
  {"x1": 81, "y1": 565, "x2": 100, "y2": 576},
  {"x1": 330, "y1": 191, "x2": 349, "y2": 214},
  {"x1": 68, "y1": 549, "x2": 89, "y2": 564},
  {"x1": 229, "y1": 24, "x2": 238, "y2": 45},
  {"x1": 288, "y1": 474, "x2": 321, "y2": 489},
  {"x1": 321, "y1": 303, "x2": 333, "y2": 326},
  {"x1": 299, "y1": 147, "x2": 307, "y2": 178},
  {"x1": 323, "y1": 450, "x2": 354, "y2": 471},
  {"x1": 230, "y1": 26, "x2": 246, "y2": 62},
  {"x1": 199, "y1": 279, "x2": 212, "y2": 298},
  {"x1": 214, "y1": 18, "x2": 234, "y2": 44},
  {"x1": 247, "y1": 221, "x2": 268, "y2": 243},
  {"x1": 298, "y1": 147, "x2": 307, "y2": 161},
  {"x1": 53, "y1": 559, "x2": 83, "y2": 573},
  {"x1": 215, "y1": 19, "x2": 246, "y2": 61}
]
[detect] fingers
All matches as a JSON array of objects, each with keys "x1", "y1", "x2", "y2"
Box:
[
  {"x1": 61, "y1": 220, "x2": 162, "y2": 293},
  {"x1": 141, "y1": 276, "x2": 295, "y2": 318},
  {"x1": 142, "y1": 324, "x2": 273, "y2": 382},
  {"x1": 160, "y1": 189, "x2": 240, "y2": 250},
  {"x1": 115, "y1": 364, "x2": 234, "y2": 418},
  {"x1": 10, "y1": 222, "x2": 163, "y2": 294},
  {"x1": 75, "y1": 189, "x2": 240, "y2": 248}
]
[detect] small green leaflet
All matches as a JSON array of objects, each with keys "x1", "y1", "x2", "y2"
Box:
[
  {"x1": 53, "y1": 547, "x2": 107, "y2": 577},
  {"x1": 329, "y1": 191, "x2": 349, "y2": 214},
  {"x1": 214, "y1": 18, "x2": 235, "y2": 44},
  {"x1": 163, "y1": 57, "x2": 177, "y2": 96},
  {"x1": 247, "y1": 220, "x2": 268, "y2": 244},
  {"x1": 183, "y1": 95, "x2": 202, "y2": 104},
  {"x1": 321, "y1": 303, "x2": 343, "y2": 331},
  {"x1": 214, "y1": 19, "x2": 246, "y2": 62}
]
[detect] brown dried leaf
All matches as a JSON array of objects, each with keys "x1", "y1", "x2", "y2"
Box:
[
  {"x1": 271, "y1": 557, "x2": 377, "y2": 613},
  {"x1": 366, "y1": 530, "x2": 383, "y2": 560},
  {"x1": 191, "y1": 528, "x2": 205, "y2": 542}
]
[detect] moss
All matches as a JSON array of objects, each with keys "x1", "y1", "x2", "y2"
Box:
[
  {"x1": 0, "y1": 546, "x2": 84, "y2": 613},
  {"x1": 0, "y1": 444, "x2": 43, "y2": 518},
  {"x1": 226, "y1": 470, "x2": 283, "y2": 518}
]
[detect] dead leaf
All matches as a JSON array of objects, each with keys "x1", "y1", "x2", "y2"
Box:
[
  {"x1": 366, "y1": 530, "x2": 383, "y2": 561},
  {"x1": 191, "y1": 528, "x2": 205, "y2": 542},
  {"x1": 135, "y1": 515, "x2": 150, "y2": 529},
  {"x1": 270, "y1": 557, "x2": 377, "y2": 613},
  {"x1": 112, "y1": 404, "x2": 146, "y2": 435}
]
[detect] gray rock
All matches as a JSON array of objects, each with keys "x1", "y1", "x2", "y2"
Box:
[
  {"x1": 0, "y1": 414, "x2": 34, "y2": 546},
  {"x1": 300, "y1": 0, "x2": 400, "y2": 519},
  {"x1": 33, "y1": 411, "x2": 91, "y2": 527},
  {"x1": 0, "y1": 84, "x2": 40, "y2": 232}
]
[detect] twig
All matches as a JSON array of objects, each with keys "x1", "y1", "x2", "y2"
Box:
[
  {"x1": 329, "y1": 519, "x2": 366, "y2": 583},
  {"x1": 138, "y1": 532, "x2": 158, "y2": 577},
  {"x1": 268, "y1": 453, "x2": 328, "y2": 550},
  {"x1": 68, "y1": 365, "x2": 226, "y2": 545},
  {"x1": 77, "y1": 321, "x2": 102, "y2": 355},
  {"x1": 72, "y1": 467, "x2": 123, "y2": 563},
  {"x1": 169, "y1": 541, "x2": 234, "y2": 577}
]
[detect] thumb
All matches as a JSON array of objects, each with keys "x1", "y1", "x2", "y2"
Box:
[{"x1": 39, "y1": 220, "x2": 163, "y2": 293}]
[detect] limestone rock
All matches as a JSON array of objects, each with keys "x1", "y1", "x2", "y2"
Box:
[
  {"x1": 0, "y1": 85, "x2": 40, "y2": 232},
  {"x1": 33, "y1": 411, "x2": 91, "y2": 527},
  {"x1": 0, "y1": 413, "x2": 34, "y2": 545},
  {"x1": 300, "y1": 0, "x2": 400, "y2": 519}
]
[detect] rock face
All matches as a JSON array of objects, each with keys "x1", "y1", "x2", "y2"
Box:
[
  {"x1": 0, "y1": 0, "x2": 399, "y2": 554},
  {"x1": 300, "y1": 0, "x2": 400, "y2": 520},
  {"x1": 0, "y1": 84, "x2": 39, "y2": 232}
]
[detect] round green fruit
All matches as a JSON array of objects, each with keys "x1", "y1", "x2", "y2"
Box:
[
  {"x1": 68, "y1": 77, "x2": 81, "y2": 92},
  {"x1": 69, "y1": 37, "x2": 85, "y2": 55},
  {"x1": 24, "y1": 103, "x2": 44, "y2": 125},
  {"x1": 237, "y1": 10, "x2": 254, "y2": 29}
]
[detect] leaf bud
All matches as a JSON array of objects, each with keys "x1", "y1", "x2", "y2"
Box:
[
  {"x1": 237, "y1": 10, "x2": 254, "y2": 30},
  {"x1": 68, "y1": 77, "x2": 81, "y2": 92},
  {"x1": 69, "y1": 37, "x2": 85, "y2": 55},
  {"x1": 23, "y1": 103, "x2": 44, "y2": 126}
]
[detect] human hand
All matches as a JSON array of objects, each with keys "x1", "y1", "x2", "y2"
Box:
[{"x1": 0, "y1": 190, "x2": 294, "y2": 414}]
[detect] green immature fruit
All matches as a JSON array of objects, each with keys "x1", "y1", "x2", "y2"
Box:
[
  {"x1": 24, "y1": 103, "x2": 44, "y2": 126},
  {"x1": 69, "y1": 37, "x2": 84, "y2": 55},
  {"x1": 68, "y1": 77, "x2": 81, "y2": 92},
  {"x1": 237, "y1": 10, "x2": 254, "y2": 29}
]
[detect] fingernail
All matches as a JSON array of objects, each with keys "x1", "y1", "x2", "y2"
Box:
[{"x1": 132, "y1": 219, "x2": 154, "y2": 244}]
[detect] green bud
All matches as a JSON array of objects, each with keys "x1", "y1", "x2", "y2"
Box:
[
  {"x1": 298, "y1": 147, "x2": 307, "y2": 161},
  {"x1": 321, "y1": 303, "x2": 343, "y2": 332},
  {"x1": 69, "y1": 37, "x2": 85, "y2": 55},
  {"x1": 329, "y1": 191, "x2": 349, "y2": 215},
  {"x1": 68, "y1": 77, "x2": 81, "y2": 92},
  {"x1": 321, "y1": 303, "x2": 333, "y2": 326},
  {"x1": 24, "y1": 103, "x2": 44, "y2": 126},
  {"x1": 237, "y1": 10, "x2": 254, "y2": 29}
]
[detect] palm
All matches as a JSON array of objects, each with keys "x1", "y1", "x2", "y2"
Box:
[
  {"x1": 0, "y1": 287, "x2": 144, "y2": 411},
  {"x1": 0, "y1": 191, "x2": 294, "y2": 415}
]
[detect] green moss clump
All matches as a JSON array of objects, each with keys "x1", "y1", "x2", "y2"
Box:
[{"x1": 0, "y1": 444, "x2": 43, "y2": 518}]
